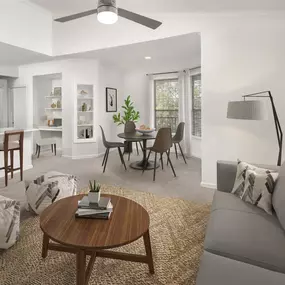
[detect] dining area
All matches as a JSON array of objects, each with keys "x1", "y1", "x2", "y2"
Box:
[{"x1": 99, "y1": 121, "x2": 187, "y2": 182}]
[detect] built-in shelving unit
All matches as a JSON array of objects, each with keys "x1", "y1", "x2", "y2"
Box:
[{"x1": 75, "y1": 84, "x2": 95, "y2": 143}]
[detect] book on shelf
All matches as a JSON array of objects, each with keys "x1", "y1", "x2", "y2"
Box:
[{"x1": 78, "y1": 196, "x2": 112, "y2": 210}]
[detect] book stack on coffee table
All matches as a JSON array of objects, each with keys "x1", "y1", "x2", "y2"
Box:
[{"x1": 75, "y1": 196, "x2": 113, "y2": 220}]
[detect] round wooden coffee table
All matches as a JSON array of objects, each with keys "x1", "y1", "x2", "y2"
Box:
[{"x1": 40, "y1": 194, "x2": 154, "y2": 285}]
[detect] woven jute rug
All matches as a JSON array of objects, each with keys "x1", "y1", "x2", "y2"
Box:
[{"x1": 0, "y1": 185, "x2": 210, "y2": 285}]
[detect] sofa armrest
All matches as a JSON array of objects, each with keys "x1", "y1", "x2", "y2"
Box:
[
  {"x1": 217, "y1": 161, "x2": 237, "y2": 192},
  {"x1": 217, "y1": 160, "x2": 280, "y2": 193}
]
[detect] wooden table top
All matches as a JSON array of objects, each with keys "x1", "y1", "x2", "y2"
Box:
[
  {"x1": 40, "y1": 194, "x2": 150, "y2": 250},
  {"x1": 118, "y1": 132, "x2": 157, "y2": 140}
]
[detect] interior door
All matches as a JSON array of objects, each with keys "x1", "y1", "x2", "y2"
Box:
[{"x1": 11, "y1": 86, "x2": 27, "y2": 129}]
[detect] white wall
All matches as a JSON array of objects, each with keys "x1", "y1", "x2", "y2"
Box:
[
  {"x1": 201, "y1": 14, "x2": 285, "y2": 187},
  {"x1": 0, "y1": 66, "x2": 18, "y2": 77},
  {"x1": 96, "y1": 62, "x2": 126, "y2": 155},
  {"x1": 17, "y1": 59, "x2": 125, "y2": 158}
]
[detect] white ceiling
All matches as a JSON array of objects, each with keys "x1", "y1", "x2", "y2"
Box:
[
  {"x1": 0, "y1": 42, "x2": 51, "y2": 66},
  {"x1": 0, "y1": 33, "x2": 200, "y2": 71},
  {"x1": 29, "y1": 0, "x2": 285, "y2": 16},
  {"x1": 61, "y1": 33, "x2": 201, "y2": 72}
]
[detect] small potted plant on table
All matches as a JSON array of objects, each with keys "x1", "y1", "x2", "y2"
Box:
[{"x1": 88, "y1": 180, "x2": 101, "y2": 203}]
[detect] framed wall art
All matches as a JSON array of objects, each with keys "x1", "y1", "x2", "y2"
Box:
[{"x1": 106, "y1": 87, "x2": 117, "y2": 112}]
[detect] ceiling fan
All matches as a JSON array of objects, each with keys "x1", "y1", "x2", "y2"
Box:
[{"x1": 54, "y1": 0, "x2": 162, "y2": 30}]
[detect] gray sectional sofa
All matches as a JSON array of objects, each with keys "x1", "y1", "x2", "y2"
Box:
[{"x1": 196, "y1": 160, "x2": 285, "y2": 285}]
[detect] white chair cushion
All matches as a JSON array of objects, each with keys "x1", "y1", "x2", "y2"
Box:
[
  {"x1": 25, "y1": 171, "x2": 77, "y2": 215},
  {"x1": 0, "y1": 142, "x2": 20, "y2": 151},
  {"x1": 0, "y1": 195, "x2": 20, "y2": 249},
  {"x1": 36, "y1": 139, "x2": 57, "y2": 146}
]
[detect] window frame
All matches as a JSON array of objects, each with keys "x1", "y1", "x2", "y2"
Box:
[
  {"x1": 191, "y1": 74, "x2": 202, "y2": 138},
  {"x1": 154, "y1": 77, "x2": 179, "y2": 131}
]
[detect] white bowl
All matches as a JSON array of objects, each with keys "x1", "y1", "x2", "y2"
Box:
[{"x1": 136, "y1": 128, "x2": 156, "y2": 134}]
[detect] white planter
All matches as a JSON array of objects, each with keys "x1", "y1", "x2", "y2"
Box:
[{"x1": 88, "y1": 191, "x2": 101, "y2": 203}]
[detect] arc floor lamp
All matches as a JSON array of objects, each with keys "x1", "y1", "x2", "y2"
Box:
[{"x1": 227, "y1": 91, "x2": 283, "y2": 166}]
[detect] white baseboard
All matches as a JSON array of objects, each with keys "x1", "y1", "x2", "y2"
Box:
[
  {"x1": 0, "y1": 164, "x2": 33, "y2": 178},
  {"x1": 62, "y1": 149, "x2": 116, "y2": 160},
  {"x1": 200, "y1": 182, "x2": 217, "y2": 189}
]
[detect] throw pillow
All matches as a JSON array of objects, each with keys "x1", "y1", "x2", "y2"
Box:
[
  {"x1": 25, "y1": 175, "x2": 60, "y2": 215},
  {"x1": 25, "y1": 171, "x2": 78, "y2": 215},
  {"x1": 242, "y1": 169, "x2": 278, "y2": 215},
  {"x1": 231, "y1": 160, "x2": 276, "y2": 198},
  {"x1": 0, "y1": 195, "x2": 20, "y2": 249}
]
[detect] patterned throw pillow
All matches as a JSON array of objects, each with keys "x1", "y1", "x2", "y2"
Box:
[
  {"x1": 25, "y1": 171, "x2": 78, "y2": 215},
  {"x1": 0, "y1": 196, "x2": 20, "y2": 249},
  {"x1": 231, "y1": 160, "x2": 276, "y2": 198},
  {"x1": 242, "y1": 169, "x2": 278, "y2": 215}
]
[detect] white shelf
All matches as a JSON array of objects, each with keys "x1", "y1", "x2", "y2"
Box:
[
  {"x1": 45, "y1": 108, "x2": 62, "y2": 110},
  {"x1": 78, "y1": 111, "x2": 93, "y2": 113},
  {"x1": 38, "y1": 126, "x2": 62, "y2": 132},
  {"x1": 77, "y1": 97, "x2": 93, "y2": 100},
  {"x1": 45, "y1": 96, "x2": 62, "y2": 98},
  {"x1": 77, "y1": 124, "x2": 93, "y2": 127}
]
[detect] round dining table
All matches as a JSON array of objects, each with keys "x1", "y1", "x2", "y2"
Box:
[{"x1": 118, "y1": 131, "x2": 159, "y2": 170}]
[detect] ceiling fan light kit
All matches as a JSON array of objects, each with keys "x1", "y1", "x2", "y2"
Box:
[
  {"x1": 97, "y1": 0, "x2": 118, "y2": 24},
  {"x1": 54, "y1": 0, "x2": 162, "y2": 30}
]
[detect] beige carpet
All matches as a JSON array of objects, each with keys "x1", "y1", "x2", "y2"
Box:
[{"x1": 0, "y1": 185, "x2": 210, "y2": 285}]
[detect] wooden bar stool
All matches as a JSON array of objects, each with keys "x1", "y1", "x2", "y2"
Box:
[{"x1": 0, "y1": 130, "x2": 24, "y2": 187}]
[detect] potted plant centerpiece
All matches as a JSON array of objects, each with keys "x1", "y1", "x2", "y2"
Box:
[
  {"x1": 113, "y1": 95, "x2": 140, "y2": 152},
  {"x1": 88, "y1": 180, "x2": 101, "y2": 203}
]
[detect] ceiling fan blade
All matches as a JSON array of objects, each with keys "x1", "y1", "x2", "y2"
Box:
[
  {"x1": 118, "y1": 8, "x2": 162, "y2": 30},
  {"x1": 54, "y1": 9, "x2": 98, "y2": 23}
]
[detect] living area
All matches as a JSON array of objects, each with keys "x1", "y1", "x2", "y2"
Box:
[{"x1": 1, "y1": 1, "x2": 285, "y2": 285}]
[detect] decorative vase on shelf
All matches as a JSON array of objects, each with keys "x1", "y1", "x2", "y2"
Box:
[
  {"x1": 56, "y1": 100, "x2": 61, "y2": 108},
  {"x1": 88, "y1": 180, "x2": 101, "y2": 203},
  {"x1": 82, "y1": 102, "x2": 87, "y2": 112},
  {"x1": 51, "y1": 103, "x2": 57, "y2": 109}
]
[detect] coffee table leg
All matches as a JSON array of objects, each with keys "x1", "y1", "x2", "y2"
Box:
[
  {"x1": 143, "y1": 230, "x2": 154, "y2": 274},
  {"x1": 76, "y1": 250, "x2": 86, "y2": 285},
  {"x1": 42, "y1": 233, "x2": 50, "y2": 258}
]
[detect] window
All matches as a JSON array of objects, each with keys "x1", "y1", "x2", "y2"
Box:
[
  {"x1": 192, "y1": 74, "x2": 202, "y2": 137},
  {"x1": 154, "y1": 79, "x2": 179, "y2": 132}
]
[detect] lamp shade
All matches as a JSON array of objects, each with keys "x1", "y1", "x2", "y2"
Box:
[{"x1": 227, "y1": 100, "x2": 267, "y2": 120}]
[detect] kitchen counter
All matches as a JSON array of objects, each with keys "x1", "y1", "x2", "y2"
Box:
[{"x1": 0, "y1": 128, "x2": 36, "y2": 135}]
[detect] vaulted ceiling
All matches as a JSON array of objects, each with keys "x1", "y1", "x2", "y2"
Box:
[{"x1": 29, "y1": 0, "x2": 285, "y2": 16}]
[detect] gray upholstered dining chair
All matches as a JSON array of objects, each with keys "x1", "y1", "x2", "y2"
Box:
[
  {"x1": 100, "y1": 126, "x2": 127, "y2": 173},
  {"x1": 123, "y1": 121, "x2": 143, "y2": 161},
  {"x1": 169, "y1": 122, "x2": 187, "y2": 164},
  {"x1": 143, "y1": 128, "x2": 176, "y2": 181}
]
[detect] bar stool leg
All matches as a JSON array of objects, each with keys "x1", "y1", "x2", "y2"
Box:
[
  {"x1": 4, "y1": 149, "x2": 8, "y2": 187},
  {"x1": 54, "y1": 144, "x2": 56, "y2": 156},
  {"x1": 10, "y1": 150, "x2": 14, "y2": 179},
  {"x1": 20, "y1": 146, "x2": 23, "y2": 182},
  {"x1": 38, "y1": 146, "x2": 41, "y2": 158},
  {"x1": 51, "y1": 144, "x2": 54, "y2": 153}
]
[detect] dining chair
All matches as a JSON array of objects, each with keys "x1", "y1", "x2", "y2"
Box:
[
  {"x1": 99, "y1": 126, "x2": 127, "y2": 173},
  {"x1": 0, "y1": 130, "x2": 24, "y2": 187},
  {"x1": 143, "y1": 128, "x2": 176, "y2": 181},
  {"x1": 168, "y1": 122, "x2": 187, "y2": 164},
  {"x1": 123, "y1": 121, "x2": 143, "y2": 161}
]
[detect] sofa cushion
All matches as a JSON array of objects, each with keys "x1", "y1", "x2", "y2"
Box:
[
  {"x1": 272, "y1": 162, "x2": 285, "y2": 230},
  {"x1": 212, "y1": 190, "x2": 268, "y2": 215},
  {"x1": 204, "y1": 207, "x2": 285, "y2": 273},
  {"x1": 196, "y1": 251, "x2": 285, "y2": 285}
]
